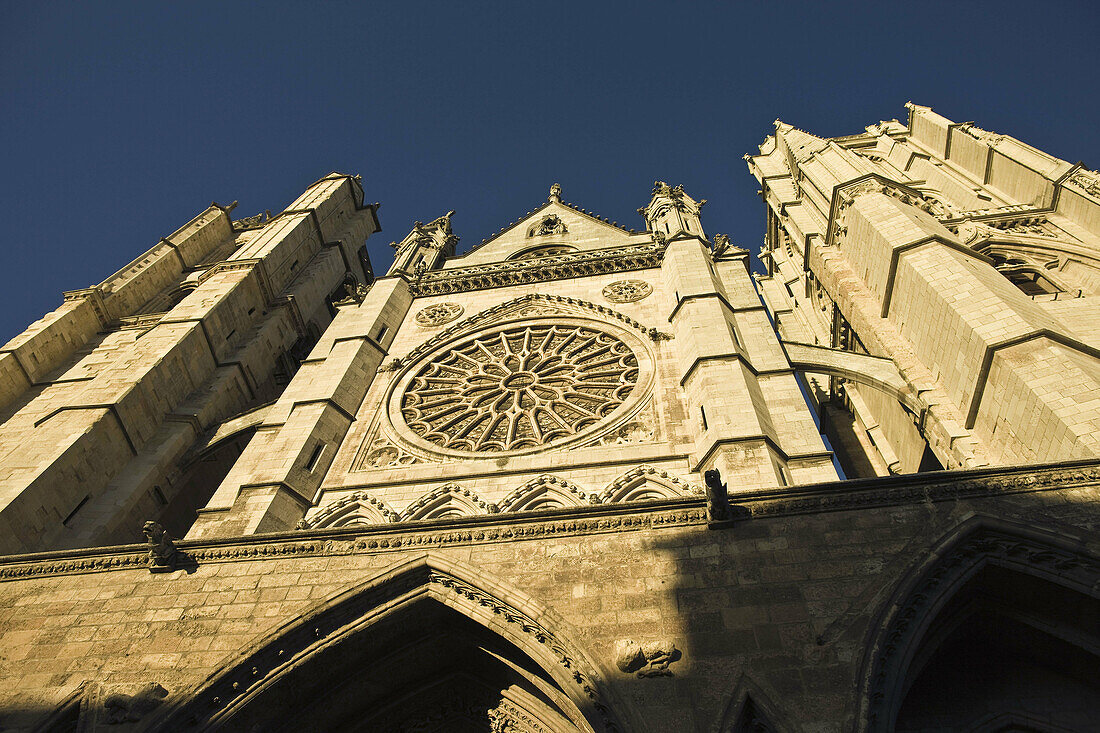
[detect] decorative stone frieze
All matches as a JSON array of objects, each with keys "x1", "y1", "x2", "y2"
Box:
[{"x1": 410, "y1": 240, "x2": 666, "y2": 296}]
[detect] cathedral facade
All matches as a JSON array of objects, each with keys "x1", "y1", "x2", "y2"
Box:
[{"x1": 0, "y1": 105, "x2": 1097, "y2": 732}]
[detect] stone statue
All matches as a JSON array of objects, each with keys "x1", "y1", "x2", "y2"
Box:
[
  {"x1": 704, "y1": 469, "x2": 732, "y2": 522},
  {"x1": 103, "y1": 682, "x2": 169, "y2": 723},
  {"x1": 531, "y1": 214, "x2": 567, "y2": 237},
  {"x1": 142, "y1": 521, "x2": 177, "y2": 571},
  {"x1": 614, "y1": 639, "x2": 681, "y2": 676},
  {"x1": 712, "y1": 233, "x2": 732, "y2": 256},
  {"x1": 332, "y1": 273, "x2": 368, "y2": 307}
]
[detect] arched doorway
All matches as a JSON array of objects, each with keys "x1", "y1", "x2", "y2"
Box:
[
  {"x1": 860, "y1": 519, "x2": 1100, "y2": 732},
  {"x1": 146, "y1": 555, "x2": 623, "y2": 732}
]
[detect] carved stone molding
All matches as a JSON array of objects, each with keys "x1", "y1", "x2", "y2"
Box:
[
  {"x1": 411, "y1": 240, "x2": 666, "y2": 296},
  {"x1": 602, "y1": 279, "x2": 652, "y2": 304},
  {"x1": 299, "y1": 491, "x2": 399, "y2": 529},
  {"x1": 863, "y1": 526, "x2": 1100, "y2": 730},
  {"x1": 400, "y1": 483, "x2": 499, "y2": 520},
  {"x1": 497, "y1": 475, "x2": 594, "y2": 512},
  {"x1": 488, "y1": 698, "x2": 551, "y2": 733},
  {"x1": 2, "y1": 463, "x2": 1095, "y2": 582},
  {"x1": 1069, "y1": 168, "x2": 1100, "y2": 198},
  {"x1": 415, "y1": 302, "x2": 464, "y2": 328},
  {"x1": 596, "y1": 464, "x2": 702, "y2": 503},
  {"x1": 951, "y1": 216, "x2": 1060, "y2": 244},
  {"x1": 427, "y1": 570, "x2": 621, "y2": 731}
]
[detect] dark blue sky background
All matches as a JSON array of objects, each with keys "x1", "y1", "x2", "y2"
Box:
[{"x1": 1, "y1": 1, "x2": 1097, "y2": 342}]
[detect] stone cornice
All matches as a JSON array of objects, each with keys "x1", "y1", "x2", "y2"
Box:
[
  {"x1": 411, "y1": 240, "x2": 666, "y2": 296},
  {"x1": 1, "y1": 459, "x2": 1096, "y2": 581}
]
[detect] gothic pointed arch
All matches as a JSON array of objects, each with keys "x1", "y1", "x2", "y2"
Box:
[
  {"x1": 497, "y1": 475, "x2": 592, "y2": 513},
  {"x1": 715, "y1": 674, "x2": 791, "y2": 733},
  {"x1": 857, "y1": 516, "x2": 1100, "y2": 732},
  {"x1": 597, "y1": 465, "x2": 699, "y2": 504},
  {"x1": 142, "y1": 554, "x2": 627, "y2": 732},
  {"x1": 400, "y1": 483, "x2": 497, "y2": 521},
  {"x1": 301, "y1": 490, "x2": 398, "y2": 528}
]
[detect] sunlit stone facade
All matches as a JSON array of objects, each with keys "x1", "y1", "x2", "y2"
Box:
[{"x1": 0, "y1": 107, "x2": 1097, "y2": 732}]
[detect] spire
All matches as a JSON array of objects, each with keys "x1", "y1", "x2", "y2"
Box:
[
  {"x1": 638, "y1": 181, "x2": 707, "y2": 239},
  {"x1": 386, "y1": 211, "x2": 458, "y2": 277},
  {"x1": 773, "y1": 120, "x2": 829, "y2": 163}
]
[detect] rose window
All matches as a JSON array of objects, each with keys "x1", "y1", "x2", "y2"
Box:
[{"x1": 399, "y1": 324, "x2": 639, "y2": 453}]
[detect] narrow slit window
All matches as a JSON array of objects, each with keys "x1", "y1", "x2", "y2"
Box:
[
  {"x1": 63, "y1": 495, "x2": 91, "y2": 527},
  {"x1": 376, "y1": 325, "x2": 388, "y2": 341},
  {"x1": 700, "y1": 405, "x2": 708, "y2": 431},
  {"x1": 306, "y1": 444, "x2": 325, "y2": 472}
]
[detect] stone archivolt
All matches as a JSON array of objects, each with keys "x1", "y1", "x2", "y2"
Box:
[
  {"x1": 400, "y1": 483, "x2": 498, "y2": 521},
  {"x1": 497, "y1": 475, "x2": 594, "y2": 512},
  {"x1": 595, "y1": 465, "x2": 701, "y2": 503},
  {"x1": 300, "y1": 491, "x2": 399, "y2": 529},
  {"x1": 397, "y1": 323, "x2": 642, "y2": 455}
]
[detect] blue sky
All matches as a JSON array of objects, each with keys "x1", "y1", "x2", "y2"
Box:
[{"x1": 1, "y1": 1, "x2": 1097, "y2": 342}]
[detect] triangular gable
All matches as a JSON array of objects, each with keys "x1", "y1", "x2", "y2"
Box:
[{"x1": 449, "y1": 186, "x2": 645, "y2": 267}]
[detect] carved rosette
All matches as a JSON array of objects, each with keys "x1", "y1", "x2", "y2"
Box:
[
  {"x1": 602, "y1": 280, "x2": 652, "y2": 303},
  {"x1": 415, "y1": 302, "x2": 464, "y2": 328},
  {"x1": 391, "y1": 321, "x2": 650, "y2": 456}
]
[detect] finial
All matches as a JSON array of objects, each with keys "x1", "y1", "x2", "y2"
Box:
[{"x1": 549, "y1": 183, "x2": 562, "y2": 203}]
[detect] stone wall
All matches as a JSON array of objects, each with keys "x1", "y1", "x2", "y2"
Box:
[{"x1": 1, "y1": 460, "x2": 1096, "y2": 732}]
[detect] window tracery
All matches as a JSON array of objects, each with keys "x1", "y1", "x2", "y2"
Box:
[{"x1": 399, "y1": 324, "x2": 639, "y2": 453}]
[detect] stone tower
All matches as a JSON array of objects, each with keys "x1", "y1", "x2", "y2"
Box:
[
  {"x1": 748, "y1": 104, "x2": 1100, "y2": 478},
  {"x1": 0, "y1": 174, "x2": 377, "y2": 553},
  {"x1": 0, "y1": 109, "x2": 1097, "y2": 733}
]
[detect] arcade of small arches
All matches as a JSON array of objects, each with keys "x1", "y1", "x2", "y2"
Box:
[{"x1": 299, "y1": 466, "x2": 700, "y2": 529}]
